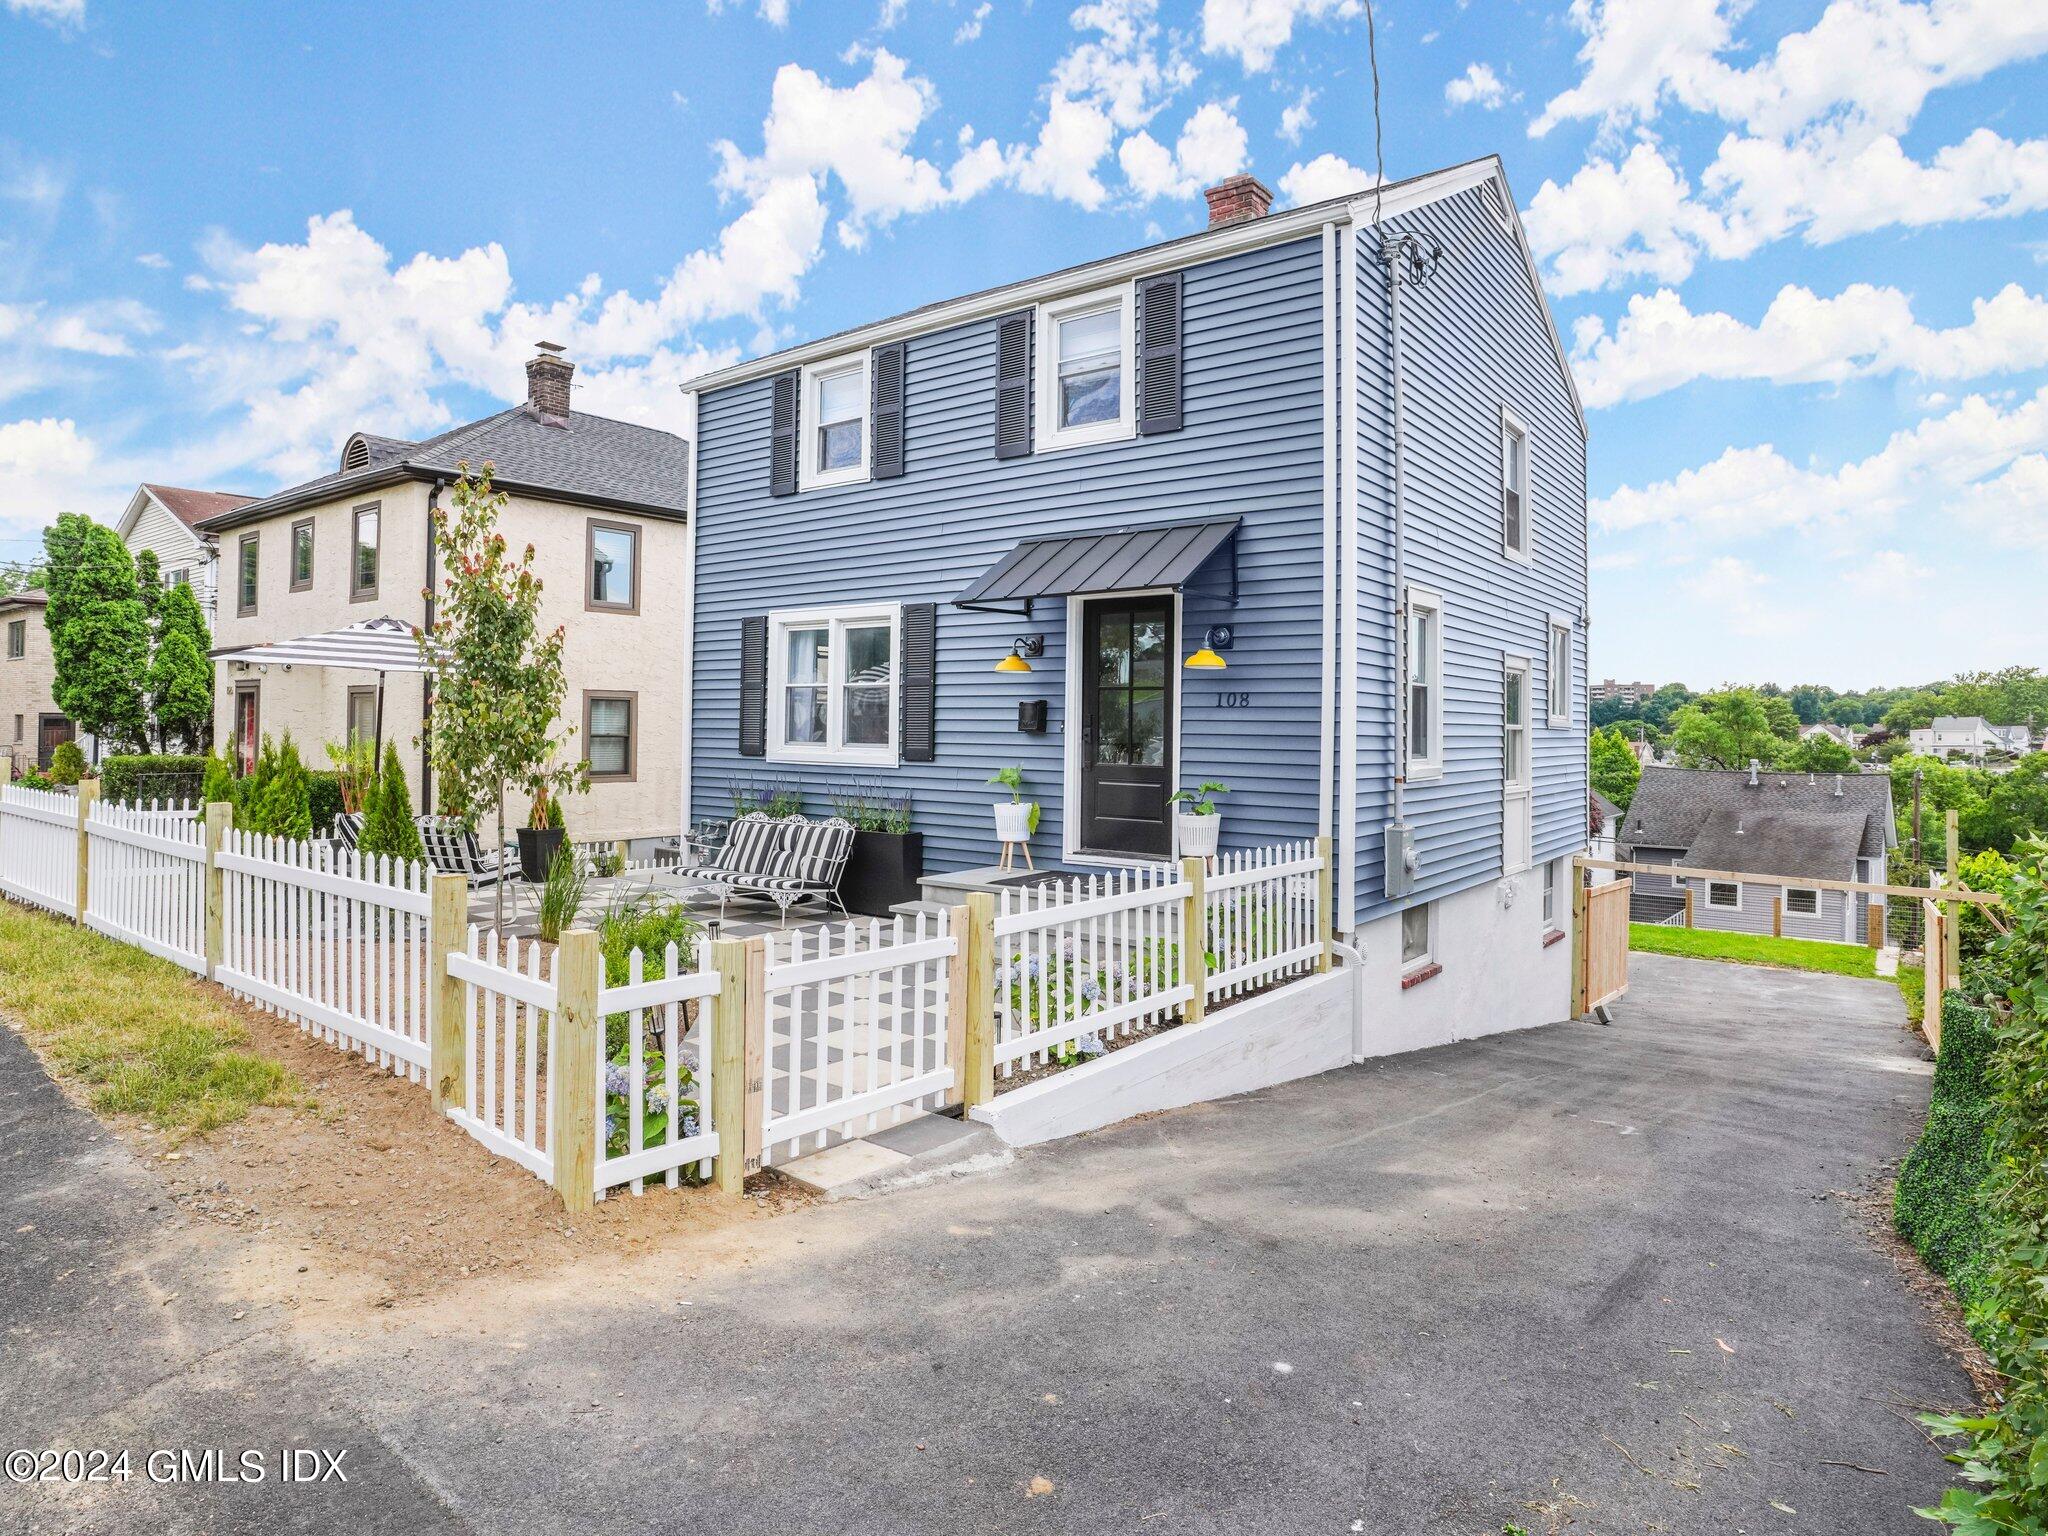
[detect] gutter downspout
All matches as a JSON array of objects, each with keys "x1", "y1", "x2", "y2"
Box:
[{"x1": 420, "y1": 478, "x2": 445, "y2": 816}]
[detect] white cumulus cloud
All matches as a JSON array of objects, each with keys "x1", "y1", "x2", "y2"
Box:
[
  {"x1": 1118, "y1": 102, "x2": 1248, "y2": 201},
  {"x1": 1200, "y1": 0, "x2": 1361, "y2": 72},
  {"x1": 1276, "y1": 152, "x2": 1374, "y2": 207},
  {"x1": 1444, "y1": 62, "x2": 1514, "y2": 111}
]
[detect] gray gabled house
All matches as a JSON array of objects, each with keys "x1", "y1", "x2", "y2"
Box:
[
  {"x1": 1617, "y1": 765, "x2": 1895, "y2": 944},
  {"x1": 679, "y1": 156, "x2": 1590, "y2": 1049}
]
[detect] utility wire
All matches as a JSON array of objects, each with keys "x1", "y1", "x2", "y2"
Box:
[{"x1": 1365, "y1": 0, "x2": 1386, "y2": 227}]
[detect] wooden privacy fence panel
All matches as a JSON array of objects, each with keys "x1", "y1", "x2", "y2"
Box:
[
  {"x1": 0, "y1": 784, "x2": 81, "y2": 918},
  {"x1": 1202, "y1": 839, "x2": 1325, "y2": 1002},
  {"x1": 993, "y1": 865, "x2": 1192, "y2": 1074},
  {"x1": 445, "y1": 929, "x2": 556, "y2": 1180},
  {"x1": 217, "y1": 830, "x2": 434, "y2": 1079},
  {"x1": 1583, "y1": 876, "x2": 1631, "y2": 1011},
  {"x1": 759, "y1": 910, "x2": 956, "y2": 1165},
  {"x1": 84, "y1": 800, "x2": 206, "y2": 973},
  {"x1": 595, "y1": 944, "x2": 722, "y2": 1197}
]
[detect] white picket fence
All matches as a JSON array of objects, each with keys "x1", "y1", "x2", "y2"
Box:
[
  {"x1": 993, "y1": 864, "x2": 1194, "y2": 1075},
  {"x1": 444, "y1": 929, "x2": 723, "y2": 1196},
  {"x1": 216, "y1": 829, "x2": 436, "y2": 1080},
  {"x1": 0, "y1": 784, "x2": 81, "y2": 918},
  {"x1": 1202, "y1": 839, "x2": 1327, "y2": 1002},
  {"x1": 598, "y1": 942, "x2": 721, "y2": 1196},
  {"x1": 759, "y1": 910, "x2": 956, "y2": 1166},
  {"x1": 84, "y1": 800, "x2": 207, "y2": 973}
]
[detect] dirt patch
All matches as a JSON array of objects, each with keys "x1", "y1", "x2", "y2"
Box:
[
  {"x1": 15, "y1": 980, "x2": 813, "y2": 1310},
  {"x1": 1845, "y1": 1172, "x2": 1999, "y2": 1402}
]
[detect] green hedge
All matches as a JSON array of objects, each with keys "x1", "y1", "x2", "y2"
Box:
[
  {"x1": 99, "y1": 754, "x2": 208, "y2": 806},
  {"x1": 1893, "y1": 993, "x2": 1996, "y2": 1306},
  {"x1": 307, "y1": 771, "x2": 342, "y2": 836}
]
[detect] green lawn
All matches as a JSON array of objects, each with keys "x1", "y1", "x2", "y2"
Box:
[
  {"x1": 0, "y1": 900, "x2": 300, "y2": 1136},
  {"x1": 1627, "y1": 922, "x2": 1878, "y2": 979}
]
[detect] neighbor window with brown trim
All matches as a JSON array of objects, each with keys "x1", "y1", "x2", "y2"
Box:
[
  {"x1": 238, "y1": 533, "x2": 259, "y2": 615},
  {"x1": 290, "y1": 518, "x2": 315, "y2": 591},
  {"x1": 351, "y1": 504, "x2": 380, "y2": 600},
  {"x1": 5, "y1": 620, "x2": 23, "y2": 659},
  {"x1": 584, "y1": 692, "x2": 636, "y2": 780},
  {"x1": 346, "y1": 687, "x2": 378, "y2": 746},
  {"x1": 586, "y1": 520, "x2": 640, "y2": 613}
]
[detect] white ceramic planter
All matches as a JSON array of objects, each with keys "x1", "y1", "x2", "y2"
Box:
[
  {"x1": 993, "y1": 800, "x2": 1034, "y2": 842},
  {"x1": 1176, "y1": 812, "x2": 1221, "y2": 857}
]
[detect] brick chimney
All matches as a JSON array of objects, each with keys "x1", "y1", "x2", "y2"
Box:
[
  {"x1": 1203, "y1": 174, "x2": 1274, "y2": 229},
  {"x1": 525, "y1": 341, "x2": 573, "y2": 423}
]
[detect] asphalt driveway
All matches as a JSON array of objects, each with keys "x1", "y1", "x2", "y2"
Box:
[{"x1": 2, "y1": 951, "x2": 1971, "y2": 1534}]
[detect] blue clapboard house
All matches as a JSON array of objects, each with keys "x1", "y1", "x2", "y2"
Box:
[{"x1": 680, "y1": 158, "x2": 1589, "y2": 1039}]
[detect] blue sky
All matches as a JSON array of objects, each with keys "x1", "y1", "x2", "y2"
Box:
[{"x1": 1, "y1": 0, "x2": 2044, "y2": 689}]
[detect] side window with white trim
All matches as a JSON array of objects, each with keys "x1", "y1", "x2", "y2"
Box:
[
  {"x1": 1405, "y1": 587, "x2": 1444, "y2": 781},
  {"x1": 1547, "y1": 618, "x2": 1571, "y2": 727},
  {"x1": 1501, "y1": 408, "x2": 1530, "y2": 561}
]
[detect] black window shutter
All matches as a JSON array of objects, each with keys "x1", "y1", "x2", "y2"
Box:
[
  {"x1": 768, "y1": 371, "x2": 799, "y2": 497},
  {"x1": 994, "y1": 310, "x2": 1033, "y2": 459},
  {"x1": 871, "y1": 342, "x2": 906, "y2": 480},
  {"x1": 899, "y1": 602, "x2": 938, "y2": 763},
  {"x1": 739, "y1": 615, "x2": 768, "y2": 757},
  {"x1": 1137, "y1": 272, "x2": 1183, "y2": 435}
]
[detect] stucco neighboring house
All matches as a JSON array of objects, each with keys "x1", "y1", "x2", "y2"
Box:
[
  {"x1": 196, "y1": 347, "x2": 690, "y2": 843},
  {"x1": 1617, "y1": 765, "x2": 1894, "y2": 944},
  {"x1": 114, "y1": 484, "x2": 255, "y2": 618},
  {"x1": 0, "y1": 592, "x2": 88, "y2": 774},
  {"x1": 1800, "y1": 721, "x2": 1857, "y2": 748},
  {"x1": 1907, "y1": 716, "x2": 2033, "y2": 759}
]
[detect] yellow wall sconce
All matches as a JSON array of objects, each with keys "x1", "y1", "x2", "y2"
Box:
[
  {"x1": 1184, "y1": 624, "x2": 1233, "y2": 669},
  {"x1": 995, "y1": 635, "x2": 1045, "y2": 673}
]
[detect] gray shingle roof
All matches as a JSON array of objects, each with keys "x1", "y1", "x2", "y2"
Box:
[
  {"x1": 1617, "y1": 766, "x2": 1894, "y2": 866},
  {"x1": 1674, "y1": 808, "x2": 1868, "y2": 881},
  {"x1": 197, "y1": 405, "x2": 689, "y2": 531}
]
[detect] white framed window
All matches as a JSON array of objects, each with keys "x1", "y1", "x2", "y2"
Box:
[
  {"x1": 1706, "y1": 880, "x2": 1742, "y2": 911},
  {"x1": 1542, "y1": 859, "x2": 1560, "y2": 929},
  {"x1": 1502, "y1": 658, "x2": 1530, "y2": 792},
  {"x1": 798, "y1": 353, "x2": 870, "y2": 491},
  {"x1": 1785, "y1": 887, "x2": 1819, "y2": 916},
  {"x1": 1404, "y1": 585, "x2": 1444, "y2": 782},
  {"x1": 1501, "y1": 407, "x2": 1531, "y2": 562},
  {"x1": 1036, "y1": 283, "x2": 1134, "y2": 452},
  {"x1": 1400, "y1": 902, "x2": 1435, "y2": 973},
  {"x1": 767, "y1": 603, "x2": 900, "y2": 766},
  {"x1": 1547, "y1": 616, "x2": 1572, "y2": 727}
]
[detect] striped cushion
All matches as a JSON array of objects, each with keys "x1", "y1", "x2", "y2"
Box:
[
  {"x1": 715, "y1": 814, "x2": 785, "y2": 875},
  {"x1": 778, "y1": 819, "x2": 854, "y2": 887}
]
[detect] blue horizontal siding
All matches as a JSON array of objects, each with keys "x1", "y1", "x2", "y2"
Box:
[
  {"x1": 1353, "y1": 183, "x2": 1588, "y2": 927},
  {"x1": 692, "y1": 235, "x2": 1330, "y2": 874}
]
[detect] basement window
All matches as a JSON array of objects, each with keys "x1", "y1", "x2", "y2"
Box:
[{"x1": 1785, "y1": 887, "x2": 1819, "y2": 916}]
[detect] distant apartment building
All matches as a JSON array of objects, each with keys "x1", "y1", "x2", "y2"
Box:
[
  {"x1": 1592, "y1": 678, "x2": 1656, "y2": 707},
  {"x1": 1908, "y1": 716, "x2": 2034, "y2": 759}
]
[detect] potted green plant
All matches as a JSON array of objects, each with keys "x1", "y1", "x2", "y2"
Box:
[
  {"x1": 518, "y1": 784, "x2": 568, "y2": 884},
  {"x1": 987, "y1": 766, "x2": 1039, "y2": 846},
  {"x1": 1169, "y1": 780, "x2": 1230, "y2": 858},
  {"x1": 833, "y1": 788, "x2": 922, "y2": 915}
]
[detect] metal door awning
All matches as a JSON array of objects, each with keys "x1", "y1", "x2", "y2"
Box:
[{"x1": 953, "y1": 516, "x2": 1239, "y2": 615}]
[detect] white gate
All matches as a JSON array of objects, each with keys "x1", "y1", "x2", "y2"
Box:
[{"x1": 84, "y1": 801, "x2": 206, "y2": 972}]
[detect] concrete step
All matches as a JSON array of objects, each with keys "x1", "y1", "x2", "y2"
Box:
[
  {"x1": 777, "y1": 1111, "x2": 1010, "y2": 1200},
  {"x1": 887, "y1": 898, "x2": 954, "y2": 918}
]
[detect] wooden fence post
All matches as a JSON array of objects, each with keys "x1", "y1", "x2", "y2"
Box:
[
  {"x1": 74, "y1": 778, "x2": 100, "y2": 922},
  {"x1": 709, "y1": 936, "x2": 752, "y2": 1195},
  {"x1": 961, "y1": 892, "x2": 996, "y2": 1109},
  {"x1": 1867, "y1": 902, "x2": 1884, "y2": 949},
  {"x1": 743, "y1": 938, "x2": 766, "y2": 1178},
  {"x1": 1571, "y1": 862, "x2": 1590, "y2": 1019},
  {"x1": 1683, "y1": 886, "x2": 1695, "y2": 929},
  {"x1": 1315, "y1": 834, "x2": 1334, "y2": 973},
  {"x1": 1181, "y1": 856, "x2": 1208, "y2": 1025},
  {"x1": 428, "y1": 872, "x2": 468, "y2": 1112},
  {"x1": 1944, "y1": 809, "x2": 1962, "y2": 984},
  {"x1": 550, "y1": 927, "x2": 600, "y2": 1215},
  {"x1": 202, "y1": 802, "x2": 231, "y2": 979},
  {"x1": 1771, "y1": 895, "x2": 1783, "y2": 938}
]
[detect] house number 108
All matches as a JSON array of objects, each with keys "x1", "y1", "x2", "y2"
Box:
[{"x1": 1215, "y1": 691, "x2": 1254, "y2": 708}]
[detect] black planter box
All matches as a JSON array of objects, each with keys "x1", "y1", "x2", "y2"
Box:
[
  {"x1": 841, "y1": 830, "x2": 924, "y2": 916},
  {"x1": 517, "y1": 826, "x2": 566, "y2": 884}
]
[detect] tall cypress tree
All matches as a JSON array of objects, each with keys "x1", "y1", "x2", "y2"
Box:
[{"x1": 149, "y1": 581, "x2": 214, "y2": 752}]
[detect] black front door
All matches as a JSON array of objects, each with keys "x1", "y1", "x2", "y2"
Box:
[{"x1": 1078, "y1": 597, "x2": 1172, "y2": 858}]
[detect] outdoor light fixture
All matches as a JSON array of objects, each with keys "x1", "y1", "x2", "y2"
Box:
[
  {"x1": 1184, "y1": 624, "x2": 1233, "y2": 670},
  {"x1": 994, "y1": 634, "x2": 1044, "y2": 674}
]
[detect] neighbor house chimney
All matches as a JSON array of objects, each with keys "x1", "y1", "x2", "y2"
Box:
[
  {"x1": 526, "y1": 341, "x2": 573, "y2": 423},
  {"x1": 1204, "y1": 175, "x2": 1274, "y2": 229}
]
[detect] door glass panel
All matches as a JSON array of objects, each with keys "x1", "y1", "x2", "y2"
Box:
[
  {"x1": 1096, "y1": 616, "x2": 1131, "y2": 685},
  {"x1": 1094, "y1": 692, "x2": 1129, "y2": 764},
  {"x1": 1129, "y1": 688, "x2": 1165, "y2": 765},
  {"x1": 1131, "y1": 618, "x2": 1165, "y2": 685}
]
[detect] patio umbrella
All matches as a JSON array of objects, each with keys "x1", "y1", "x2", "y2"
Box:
[{"x1": 210, "y1": 615, "x2": 442, "y2": 763}]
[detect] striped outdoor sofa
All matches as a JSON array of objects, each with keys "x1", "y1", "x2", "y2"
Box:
[{"x1": 672, "y1": 812, "x2": 854, "y2": 924}]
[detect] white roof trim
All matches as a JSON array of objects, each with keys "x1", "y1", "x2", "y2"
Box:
[{"x1": 682, "y1": 154, "x2": 1584, "y2": 437}]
